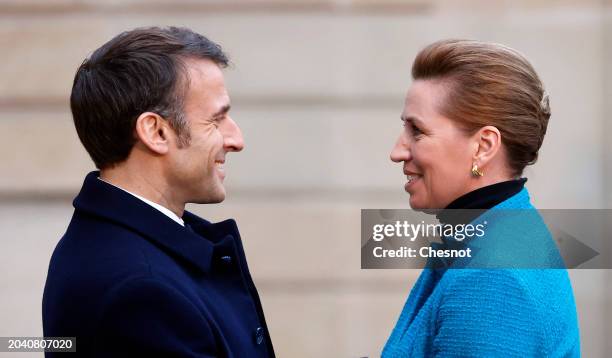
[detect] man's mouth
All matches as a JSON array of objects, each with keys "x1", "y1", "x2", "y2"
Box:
[{"x1": 215, "y1": 160, "x2": 226, "y2": 180}]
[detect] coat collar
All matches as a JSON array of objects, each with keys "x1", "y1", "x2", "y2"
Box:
[
  {"x1": 427, "y1": 187, "x2": 533, "y2": 270},
  {"x1": 73, "y1": 171, "x2": 240, "y2": 274}
]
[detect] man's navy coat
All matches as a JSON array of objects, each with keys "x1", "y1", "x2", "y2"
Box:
[{"x1": 43, "y1": 172, "x2": 275, "y2": 357}]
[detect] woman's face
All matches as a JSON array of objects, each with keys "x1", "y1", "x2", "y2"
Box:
[{"x1": 390, "y1": 80, "x2": 477, "y2": 210}]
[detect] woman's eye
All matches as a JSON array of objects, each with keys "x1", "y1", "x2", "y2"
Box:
[
  {"x1": 402, "y1": 119, "x2": 423, "y2": 138},
  {"x1": 405, "y1": 123, "x2": 423, "y2": 137}
]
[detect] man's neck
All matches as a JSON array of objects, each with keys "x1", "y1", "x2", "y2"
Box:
[{"x1": 99, "y1": 167, "x2": 185, "y2": 217}]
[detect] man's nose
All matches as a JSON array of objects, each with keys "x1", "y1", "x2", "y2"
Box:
[{"x1": 222, "y1": 116, "x2": 244, "y2": 152}]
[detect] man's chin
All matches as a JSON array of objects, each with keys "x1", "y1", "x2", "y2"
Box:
[
  {"x1": 213, "y1": 192, "x2": 226, "y2": 203},
  {"x1": 208, "y1": 192, "x2": 226, "y2": 204},
  {"x1": 190, "y1": 188, "x2": 226, "y2": 204}
]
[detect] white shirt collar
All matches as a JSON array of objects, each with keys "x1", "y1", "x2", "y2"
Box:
[{"x1": 98, "y1": 178, "x2": 185, "y2": 227}]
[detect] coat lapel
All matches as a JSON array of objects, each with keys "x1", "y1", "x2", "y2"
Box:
[{"x1": 73, "y1": 171, "x2": 216, "y2": 274}]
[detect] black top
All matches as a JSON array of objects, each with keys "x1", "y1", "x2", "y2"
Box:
[{"x1": 437, "y1": 178, "x2": 527, "y2": 225}]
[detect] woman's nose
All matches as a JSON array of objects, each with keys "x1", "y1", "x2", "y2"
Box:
[{"x1": 390, "y1": 134, "x2": 411, "y2": 163}]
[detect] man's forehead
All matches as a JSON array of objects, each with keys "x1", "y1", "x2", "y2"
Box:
[
  {"x1": 184, "y1": 57, "x2": 223, "y2": 80},
  {"x1": 182, "y1": 58, "x2": 228, "y2": 105}
]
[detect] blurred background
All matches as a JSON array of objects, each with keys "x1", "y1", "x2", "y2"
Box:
[{"x1": 0, "y1": 0, "x2": 611, "y2": 356}]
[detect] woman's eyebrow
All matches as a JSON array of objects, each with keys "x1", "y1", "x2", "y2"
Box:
[{"x1": 401, "y1": 115, "x2": 425, "y2": 127}]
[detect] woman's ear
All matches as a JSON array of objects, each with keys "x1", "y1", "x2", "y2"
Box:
[
  {"x1": 472, "y1": 125, "x2": 502, "y2": 167},
  {"x1": 134, "y1": 112, "x2": 170, "y2": 155}
]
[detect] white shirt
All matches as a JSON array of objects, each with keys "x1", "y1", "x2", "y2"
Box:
[{"x1": 98, "y1": 177, "x2": 185, "y2": 227}]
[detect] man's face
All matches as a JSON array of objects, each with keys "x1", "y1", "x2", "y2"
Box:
[{"x1": 166, "y1": 58, "x2": 244, "y2": 204}]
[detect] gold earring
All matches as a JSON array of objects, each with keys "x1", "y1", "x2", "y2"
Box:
[{"x1": 471, "y1": 163, "x2": 484, "y2": 177}]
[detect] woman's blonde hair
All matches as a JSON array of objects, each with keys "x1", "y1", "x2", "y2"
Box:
[{"x1": 412, "y1": 39, "x2": 550, "y2": 176}]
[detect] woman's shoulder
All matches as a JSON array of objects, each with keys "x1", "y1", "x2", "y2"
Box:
[
  {"x1": 428, "y1": 268, "x2": 579, "y2": 356},
  {"x1": 439, "y1": 268, "x2": 576, "y2": 317},
  {"x1": 463, "y1": 187, "x2": 566, "y2": 269},
  {"x1": 441, "y1": 268, "x2": 571, "y2": 289}
]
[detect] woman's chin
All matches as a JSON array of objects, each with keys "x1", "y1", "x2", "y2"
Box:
[
  {"x1": 409, "y1": 195, "x2": 440, "y2": 214},
  {"x1": 409, "y1": 195, "x2": 424, "y2": 210}
]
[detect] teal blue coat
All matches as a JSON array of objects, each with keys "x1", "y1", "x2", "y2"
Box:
[{"x1": 382, "y1": 188, "x2": 580, "y2": 357}]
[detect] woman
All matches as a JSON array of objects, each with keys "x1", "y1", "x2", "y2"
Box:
[{"x1": 383, "y1": 40, "x2": 580, "y2": 357}]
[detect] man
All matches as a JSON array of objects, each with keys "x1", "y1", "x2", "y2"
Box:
[{"x1": 42, "y1": 27, "x2": 274, "y2": 357}]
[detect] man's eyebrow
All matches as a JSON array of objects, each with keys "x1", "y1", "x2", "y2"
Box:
[{"x1": 211, "y1": 104, "x2": 231, "y2": 119}]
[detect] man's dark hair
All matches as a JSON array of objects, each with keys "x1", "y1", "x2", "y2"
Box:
[{"x1": 70, "y1": 26, "x2": 229, "y2": 169}]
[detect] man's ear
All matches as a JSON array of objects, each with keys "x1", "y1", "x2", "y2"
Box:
[
  {"x1": 471, "y1": 125, "x2": 502, "y2": 167},
  {"x1": 134, "y1": 112, "x2": 171, "y2": 155}
]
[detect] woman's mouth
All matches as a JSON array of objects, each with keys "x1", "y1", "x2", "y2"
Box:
[{"x1": 405, "y1": 174, "x2": 421, "y2": 191}]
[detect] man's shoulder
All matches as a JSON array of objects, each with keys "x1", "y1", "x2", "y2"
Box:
[
  {"x1": 46, "y1": 210, "x2": 152, "y2": 291},
  {"x1": 57, "y1": 209, "x2": 153, "y2": 259},
  {"x1": 47, "y1": 208, "x2": 212, "y2": 290},
  {"x1": 43, "y1": 209, "x2": 193, "y2": 325}
]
